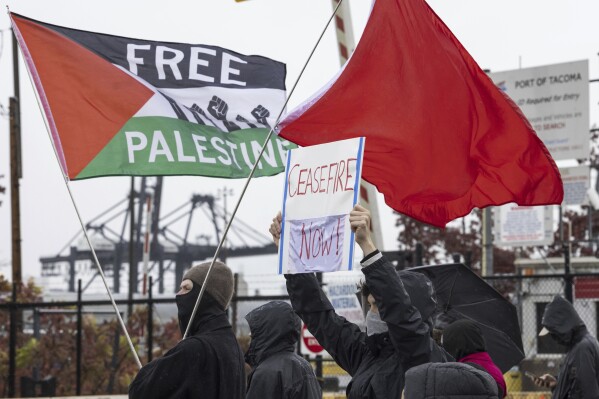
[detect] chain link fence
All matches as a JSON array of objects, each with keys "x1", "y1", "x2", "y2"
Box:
[
  {"x1": 231, "y1": 271, "x2": 599, "y2": 397},
  {"x1": 485, "y1": 273, "x2": 599, "y2": 394},
  {"x1": 2, "y1": 270, "x2": 598, "y2": 397}
]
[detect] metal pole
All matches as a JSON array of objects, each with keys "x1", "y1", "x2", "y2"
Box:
[
  {"x1": 147, "y1": 276, "x2": 154, "y2": 362},
  {"x1": 563, "y1": 216, "x2": 574, "y2": 302},
  {"x1": 12, "y1": 31, "x2": 20, "y2": 100},
  {"x1": 76, "y1": 279, "x2": 82, "y2": 395},
  {"x1": 142, "y1": 194, "x2": 153, "y2": 296},
  {"x1": 223, "y1": 187, "x2": 228, "y2": 261},
  {"x1": 559, "y1": 206, "x2": 564, "y2": 242},
  {"x1": 588, "y1": 205, "x2": 593, "y2": 253},
  {"x1": 33, "y1": 308, "x2": 40, "y2": 381},
  {"x1": 8, "y1": 283, "x2": 17, "y2": 397},
  {"x1": 128, "y1": 178, "x2": 136, "y2": 318},
  {"x1": 158, "y1": 251, "x2": 164, "y2": 294},
  {"x1": 10, "y1": 28, "x2": 22, "y2": 293},
  {"x1": 219, "y1": 187, "x2": 233, "y2": 262},
  {"x1": 182, "y1": 0, "x2": 345, "y2": 339},
  {"x1": 415, "y1": 243, "x2": 423, "y2": 266},
  {"x1": 232, "y1": 273, "x2": 239, "y2": 335},
  {"x1": 9, "y1": 96, "x2": 21, "y2": 288},
  {"x1": 315, "y1": 272, "x2": 323, "y2": 390},
  {"x1": 482, "y1": 207, "x2": 494, "y2": 276},
  {"x1": 564, "y1": 241, "x2": 573, "y2": 302}
]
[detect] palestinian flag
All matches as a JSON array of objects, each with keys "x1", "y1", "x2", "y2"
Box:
[{"x1": 11, "y1": 13, "x2": 293, "y2": 180}]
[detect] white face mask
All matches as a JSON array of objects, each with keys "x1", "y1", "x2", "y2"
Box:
[{"x1": 366, "y1": 310, "x2": 389, "y2": 336}]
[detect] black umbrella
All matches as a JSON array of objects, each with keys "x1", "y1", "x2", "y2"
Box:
[{"x1": 410, "y1": 263, "x2": 524, "y2": 373}]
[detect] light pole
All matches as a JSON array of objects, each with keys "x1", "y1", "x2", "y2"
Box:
[{"x1": 562, "y1": 216, "x2": 573, "y2": 302}]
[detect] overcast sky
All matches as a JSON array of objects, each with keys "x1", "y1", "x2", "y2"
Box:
[{"x1": 0, "y1": 0, "x2": 598, "y2": 281}]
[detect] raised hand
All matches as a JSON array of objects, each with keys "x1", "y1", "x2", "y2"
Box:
[
  {"x1": 349, "y1": 204, "x2": 377, "y2": 255},
  {"x1": 533, "y1": 374, "x2": 557, "y2": 389},
  {"x1": 269, "y1": 211, "x2": 282, "y2": 249},
  {"x1": 251, "y1": 105, "x2": 271, "y2": 128}
]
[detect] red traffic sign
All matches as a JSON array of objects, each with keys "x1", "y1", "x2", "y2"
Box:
[{"x1": 302, "y1": 324, "x2": 324, "y2": 354}]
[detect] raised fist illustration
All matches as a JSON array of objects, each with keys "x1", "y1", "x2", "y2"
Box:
[
  {"x1": 208, "y1": 96, "x2": 229, "y2": 121},
  {"x1": 251, "y1": 105, "x2": 271, "y2": 128},
  {"x1": 208, "y1": 96, "x2": 240, "y2": 132}
]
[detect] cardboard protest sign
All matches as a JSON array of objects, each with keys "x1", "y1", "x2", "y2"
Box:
[{"x1": 278, "y1": 137, "x2": 364, "y2": 274}]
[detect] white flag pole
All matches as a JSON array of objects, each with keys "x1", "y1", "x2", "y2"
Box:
[
  {"x1": 9, "y1": 10, "x2": 143, "y2": 369},
  {"x1": 183, "y1": 0, "x2": 346, "y2": 339}
]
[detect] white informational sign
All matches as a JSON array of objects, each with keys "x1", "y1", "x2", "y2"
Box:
[
  {"x1": 560, "y1": 165, "x2": 590, "y2": 206},
  {"x1": 494, "y1": 204, "x2": 554, "y2": 247},
  {"x1": 278, "y1": 137, "x2": 365, "y2": 274},
  {"x1": 489, "y1": 60, "x2": 589, "y2": 160},
  {"x1": 327, "y1": 282, "x2": 364, "y2": 325}
]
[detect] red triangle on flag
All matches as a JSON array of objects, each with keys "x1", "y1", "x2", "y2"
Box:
[{"x1": 12, "y1": 14, "x2": 153, "y2": 179}]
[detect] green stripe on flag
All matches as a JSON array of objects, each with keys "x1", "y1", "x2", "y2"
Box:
[{"x1": 75, "y1": 116, "x2": 297, "y2": 180}]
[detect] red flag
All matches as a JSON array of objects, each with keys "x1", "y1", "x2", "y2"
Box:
[{"x1": 278, "y1": 0, "x2": 563, "y2": 227}]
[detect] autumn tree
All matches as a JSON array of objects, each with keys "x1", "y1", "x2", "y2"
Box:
[
  {"x1": 395, "y1": 209, "x2": 526, "y2": 274},
  {"x1": 0, "y1": 276, "x2": 181, "y2": 396}
]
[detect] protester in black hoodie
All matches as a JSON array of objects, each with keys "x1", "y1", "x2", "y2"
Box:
[
  {"x1": 129, "y1": 261, "x2": 245, "y2": 399},
  {"x1": 534, "y1": 295, "x2": 599, "y2": 398},
  {"x1": 269, "y1": 205, "x2": 451, "y2": 398},
  {"x1": 245, "y1": 301, "x2": 321, "y2": 399},
  {"x1": 442, "y1": 319, "x2": 506, "y2": 397}
]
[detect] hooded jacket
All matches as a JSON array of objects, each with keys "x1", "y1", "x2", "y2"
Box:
[
  {"x1": 541, "y1": 295, "x2": 599, "y2": 399},
  {"x1": 129, "y1": 287, "x2": 245, "y2": 399},
  {"x1": 245, "y1": 301, "x2": 321, "y2": 399},
  {"x1": 404, "y1": 362, "x2": 499, "y2": 399},
  {"x1": 442, "y1": 319, "x2": 506, "y2": 397},
  {"x1": 285, "y1": 254, "x2": 451, "y2": 399}
]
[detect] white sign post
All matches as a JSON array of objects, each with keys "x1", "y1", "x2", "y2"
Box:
[
  {"x1": 489, "y1": 60, "x2": 589, "y2": 161},
  {"x1": 278, "y1": 137, "x2": 365, "y2": 274},
  {"x1": 560, "y1": 165, "x2": 590, "y2": 206}
]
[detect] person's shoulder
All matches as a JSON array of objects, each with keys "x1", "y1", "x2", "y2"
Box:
[
  {"x1": 575, "y1": 333, "x2": 599, "y2": 353},
  {"x1": 169, "y1": 336, "x2": 211, "y2": 356},
  {"x1": 262, "y1": 352, "x2": 310, "y2": 369},
  {"x1": 252, "y1": 358, "x2": 284, "y2": 377}
]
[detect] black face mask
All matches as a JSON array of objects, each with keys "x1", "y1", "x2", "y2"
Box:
[
  {"x1": 549, "y1": 331, "x2": 572, "y2": 347},
  {"x1": 176, "y1": 283, "x2": 202, "y2": 337},
  {"x1": 176, "y1": 284, "x2": 223, "y2": 337}
]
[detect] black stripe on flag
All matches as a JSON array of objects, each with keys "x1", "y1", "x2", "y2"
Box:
[{"x1": 12, "y1": 13, "x2": 286, "y2": 91}]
